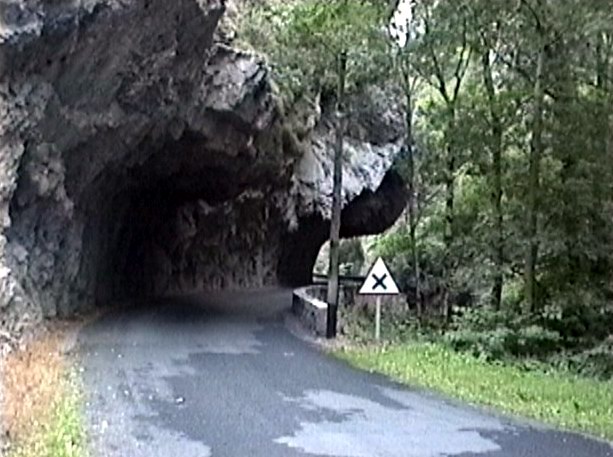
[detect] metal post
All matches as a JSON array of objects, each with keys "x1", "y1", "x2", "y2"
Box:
[{"x1": 375, "y1": 296, "x2": 382, "y2": 341}]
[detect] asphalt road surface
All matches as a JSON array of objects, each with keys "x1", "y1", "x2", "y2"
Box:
[{"x1": 78, "y1": 289, "x2": 613, "y2": 457}]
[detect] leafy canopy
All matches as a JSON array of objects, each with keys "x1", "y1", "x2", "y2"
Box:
[{"x1": 240, "y1": 0, "x2": 390, "y2": 102}]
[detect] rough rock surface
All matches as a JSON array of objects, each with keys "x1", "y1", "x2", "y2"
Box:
[{"x1": 0, "y1": 0, "x2": 407, "y2": 344}]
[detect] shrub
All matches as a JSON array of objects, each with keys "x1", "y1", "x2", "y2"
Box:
[
  {"x1": 539, "y1": 296, "x2": 613, "y2": 346},
  {"x1": 552, "y1": 339, "x2": 613, "y2": 381},
  {"x1": 444, "y1": 327, "x2": 515, "y2": 360},
  {"x1": 444, "y1": 307, "x2": 561, "y2": 361},
  {"x1": 512, "y1": 325, "x2": 561, "y2": 357}
]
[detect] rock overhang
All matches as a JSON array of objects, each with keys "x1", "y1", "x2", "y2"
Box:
[{"x1": 0, "y1": 0, "x2": 407, "y2": 339}]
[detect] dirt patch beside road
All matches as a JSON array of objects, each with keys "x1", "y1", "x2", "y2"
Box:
[{"x1": 1, "y1": 319, "x2": 89, "y2": 457}]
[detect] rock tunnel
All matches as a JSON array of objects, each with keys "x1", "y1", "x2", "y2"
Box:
[{"x1": 0, "y1": 0, "x2": 407, "y2": 336}]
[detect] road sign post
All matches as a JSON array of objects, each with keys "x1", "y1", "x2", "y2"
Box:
[
  {"x1": 375, "y1": 295, "x2": 382, "y2": 341},
  {"x1": 359, "y1": 257, "x2": 400, "y2": 342}
]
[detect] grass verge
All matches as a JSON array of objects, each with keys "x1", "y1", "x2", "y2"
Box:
[
  {"x1": 3, "y1": 330, "x2": 88, "y2": 457},
  {"x1": 335, "y1": 342, "x2": 613, "y2": 441}
]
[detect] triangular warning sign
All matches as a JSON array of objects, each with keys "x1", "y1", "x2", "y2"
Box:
[{"x1": 359, "y1": 257, "x2": 400, "y2": 295}]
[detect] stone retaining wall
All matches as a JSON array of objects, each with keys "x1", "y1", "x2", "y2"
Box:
[
  {"x1": 292, "y1": 286, "x2": 328, "y2": 336},
  {"x1": 292, "y1": 284, "x2": 408, "y2": 337}
]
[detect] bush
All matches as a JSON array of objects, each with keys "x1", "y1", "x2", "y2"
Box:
[
  {"x1": 449, "y1": 307, "x2": 515, "y2": 332},
  {"x1": 539, "y1": 296, "x2": 613, "y2": 346},
  {"x1": 512, "y1": 325, "x2": 561, "y2": 357},
  {"x1": 551, "y1": 339, "x2": 613, "y2": 381},
  {"x1": 339, "y1": 305, "x2": 375, "y2": 343},
  {"x1": 339, "y1": 304, "x2": 424, "y2": 343},
  {"x1": 444, "y1": 327, "x2": 515, "y2": 360},
  {"x1": 339, "y1": 278, "x2": 613, "y2": 380},
  {"x1": 444, "y1": 307, "x2": 561, "y2": 361}
]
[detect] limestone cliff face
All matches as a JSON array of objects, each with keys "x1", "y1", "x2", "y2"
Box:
[{"x1": 0, "y1": 0, "x2": 407, "y2": 341}]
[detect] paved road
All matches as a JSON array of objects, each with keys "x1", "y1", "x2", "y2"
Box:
[{"x1": 78, "y1": 289, "x2": 613, "y2": 457}]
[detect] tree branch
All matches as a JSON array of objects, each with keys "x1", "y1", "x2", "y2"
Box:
[{"x1": 422, "y1": 5, "x2": 450, "y2": 104}]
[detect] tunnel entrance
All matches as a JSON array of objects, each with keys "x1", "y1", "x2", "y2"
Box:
[
  {"x1": 5, "y1": 125, "x2": 295, "y2": 317},
  {"x1": 96, "y1": 130, "x2": 289, "y2": 302},
  {"x1": 5, "y1": 127, "x2": 407, "y2": 319}
]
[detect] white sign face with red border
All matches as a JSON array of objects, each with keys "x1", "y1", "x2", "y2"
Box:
[{"x1": 359, "y1": 257, "x2": 400, "y2": 295}]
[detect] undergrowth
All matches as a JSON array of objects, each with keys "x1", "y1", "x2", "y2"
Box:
[{"x1": 3, "y1": 331, "x2": 88, "y2": 457}]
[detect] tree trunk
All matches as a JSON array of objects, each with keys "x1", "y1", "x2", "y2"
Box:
[
  {"x1": 548, "y1": 37, "x2": 581, "y2": 282},
  {"x1": 593, "y1": 33, "x2": 611, "y2": 261},
  {"x1": 482, "y1": 50, "x2": 504, "y2": 310},
  {"x1": 404, "y1": 80, "x2": 422, "y2": 318},
  {"x1": 606, "y1": 34, "x2": 613, "y2": 173},
  {"x1": 524, "y1": 46, "x2": 545, "y2": 315},
  {"x1": 442, "y1": 107, "x2": 456, "y2": 321},
  {"x1": 326, "y1": 51, "x2": 347, "y2": 338}
]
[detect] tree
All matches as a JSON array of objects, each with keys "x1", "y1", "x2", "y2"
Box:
[
  {"x1": 241, "y1": 0, "x2": 388, "y2": 337},
  {"x1": 389, "y1": 0, "x2": 423, "y2": 317},
  {"x1": 469, "y1": 0, "x2": 509, "y2": 310},
  {"x1": 524, "y1": 41, "x2": 545, "y2": 314},
  {"x1": 411, "y1": 0, "x2": 472, "y2": 319},
  {"x1": 327, "y1": 49, "x2": 347, "y2": 338},
  {"x1": 245, "y1": 0, "x2": 613, "y2": 346}
]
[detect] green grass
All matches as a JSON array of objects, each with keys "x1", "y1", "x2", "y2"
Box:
[
  {"x1": 10, "y1": 372, "x2": 88, "y2": 457},
  {"x1": 44, "y1": 382, "x2": 88, "y2": 457},
  {"x1": 335, "y1": 342, "x2": 613, "y2": 441}
]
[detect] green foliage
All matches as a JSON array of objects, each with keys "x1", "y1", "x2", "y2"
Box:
[
  {"x1": 338, "y1": 238, "x2": 366, "y2": 275},
  {"x1": 239, "y1": 0, "x2": 389, "y2": 103},
  {"x1": 336, "y1": 342, "x2": 613, "y2": 440},
  {"x1": 444, "y1": 308, "x2": 561, "y2": 361},
  {"x1": 9, "y1": 371, "x2": 88, "y2": 457},
  {"x1": 44, "y1": 388, "x2": 88, "y2": 457},
  {"x1": 574, "y1": 342, "x2": 613, "y2": 380},
  {"x1": 370, "y1": 0, "x2": 613, "y2": 379},
  {"x1": 314, "y1": 239, "x2": 366, "y2": 275},
  {"x1": 539, "y1": 291, "x2": 613, "y2": 347},
  {"x1": 340, "y1": 304, "x2": 428, "y2": 344},
  {"x1": 551, "y1": 340, "x2": 613, "y2": 381}
]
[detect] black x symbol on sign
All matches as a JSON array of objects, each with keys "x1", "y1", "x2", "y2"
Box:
[{"x1": 372, "y1": 274, "x2": 387, "y2": 290}]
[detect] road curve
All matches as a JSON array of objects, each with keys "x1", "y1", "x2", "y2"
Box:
[{"x1": 78, "y1": 289, "x2": 613, "y2": 457}]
